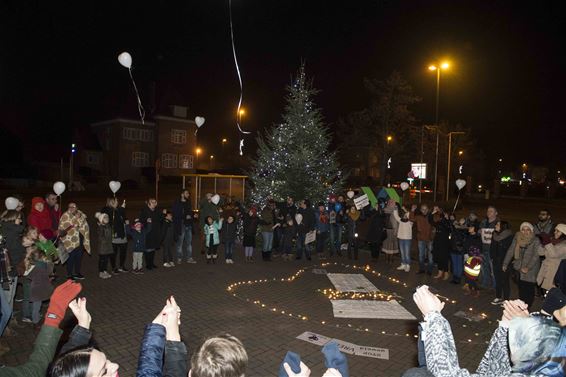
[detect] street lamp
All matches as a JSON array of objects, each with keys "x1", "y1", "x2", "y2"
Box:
[
  {"x1": 446, "y1": 131, "x2": 465, "y2": 201},
  {"x1": 458, "y1": 150, "x2": 464, "y2": 156},
  {"x1": 195, "y1": 147, "x2": 202, "y2": 170},
  {"x1": 428, "y1": 61, "x2": 450, "y2": 202},
  {"x1": 210, "y1": 155, "x2": 214, "y2": 170},
  {"x1": 69, "y1": 143, "x2": 77, "y2": 187},
  {"x1": 386, "y1": 135, "x2": 393, "y2": 143}
]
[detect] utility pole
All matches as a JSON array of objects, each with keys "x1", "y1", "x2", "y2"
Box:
[
  {"x1": 69, "y1": 144, "x2": 76, "y2": 189},
  {"x1": 446, "y1": 131, "x2": 465, "y2": 201}
]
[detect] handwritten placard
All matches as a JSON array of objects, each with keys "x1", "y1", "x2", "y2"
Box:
[
  {"x1": 305, "y1": 230, "x2": 317, "y2": 245},
  {"x1": 354, "y1": 345, "x2": 389, "y2": 360},
  {"x1": 354, "y1": 194, "x2": 370, "y2": 210}
]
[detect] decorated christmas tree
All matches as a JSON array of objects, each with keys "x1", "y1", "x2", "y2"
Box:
[{"x1": 249, "y1": 64, "x2": 343, "y2": 205}]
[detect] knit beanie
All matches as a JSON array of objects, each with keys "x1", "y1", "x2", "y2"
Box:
[
  {"x1": 520, "y1": 222, "x2": 534, "y2": 232},
  {"x1": 543, "y1": 288, "x2": 566, "y2": 315}
]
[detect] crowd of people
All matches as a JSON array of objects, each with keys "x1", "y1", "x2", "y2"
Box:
[{"x1": 0, "y1": 186, "x2": 565, "y2": 376}]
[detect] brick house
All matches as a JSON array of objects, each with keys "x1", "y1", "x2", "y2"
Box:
[{"x1": 90, "y1": 106, "x2": 197, "y2": 183}]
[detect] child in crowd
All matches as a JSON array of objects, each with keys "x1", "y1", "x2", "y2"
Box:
[
  {"x1": 126, "y1": 218, "x2": 152, "y2": 274},
  {"x1": 315, "y1": 202, "x2": 330, "y2": 259},
  {"x1": 463, "y1": 222, "x2": 482, "y2": 297},
  {"x1": 22, "y1": 246, "x2": 53, "y2": 324},
  {"x1": 95, "y1": 212, "x2": 113, "y2": 279},
  {"x1": 281, "y1": 217, "x2": 296, "y2": 261},
  {"x1": 204, "y1": 216, "x2": 223, "y2": 264},
  {"x1": 161, "y1": 211, "x2": 175, "y2": 268},
  {"x1": 222, "y1": 215, "x2": 237, "y2": 264},
  {"x1": 243, "y1": 207, "x2": 259, "y2": 262}
]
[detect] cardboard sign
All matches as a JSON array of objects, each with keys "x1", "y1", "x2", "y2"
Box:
[
  {"x1": 354, "y1": 194, "x2": 370, "y2": 210},
  {"x1": 305, "y1": 230, "x2": 317, "y2": 245}
]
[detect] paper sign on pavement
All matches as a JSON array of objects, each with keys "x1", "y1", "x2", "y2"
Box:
[
  {"x1": 326, "y1": 273, "x2": 378, "y2": 293},
  {"x1": 331, "y1": 300, "x2": 416, "y2": 320},
  {"x1": 296, "y1": 332, "x2": 331, "y2": 346},
  {"x1": 330, "y1": 338, "x2": 357, "y2": 355},
  {"x1": 354, "y1": 345, "x2": 390, "y2": 360}
]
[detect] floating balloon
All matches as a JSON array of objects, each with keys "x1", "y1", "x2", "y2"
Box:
[
  {"x1": 195, "y1": 116, "x2": 205, "y2": 128},
  {"x1": 455, "y1": 179, "x2": 467, "y2": 190},
  {"x1": 295, "y1": 213, "x2": 303, "y2": 224},
  {"x1": 334, "y1": 203, "x2": 343, "y2": 213},
  {"x1": 211, "y1": 194, "x2": 220, "y2": 205},
  {"x1": 117, "y1": 52, "x2": 132, "y2": 69},
  {"x1": 53, "y1": 182, "x2": 66, "y2": 196},
  {"x1": 346, "y1": 190, "x2": 355, "y2": 199},
  {"x1": 400, "y1": 182, "x2": 409, "y2": 191},
  {"x1": 5, "y1": 197, "x2": 18, "y2": 210},
  {"x1": 109, "y1": 181, "x2": 121, "y2": 194}
]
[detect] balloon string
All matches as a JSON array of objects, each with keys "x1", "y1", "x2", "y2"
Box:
[
  {"x1": 229, "y1": 0, "x2": 250, "y2": 136},
  {"x1": 128, "y1": 68, "x2": 145, "y2": 125},
  {"x1": 452, "y1": 190, "x2": 462, "y2": 214}
]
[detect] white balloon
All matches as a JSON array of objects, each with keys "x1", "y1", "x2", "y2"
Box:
[
  {"x1": 400, "y1": 182, "x2": 409, "y2": 191},
  {"x1": 109, "y1": 181, "x2": 122, "y2": 194},
  {"x1": 53, "y1": 181, "x2": 66, "y2": 196},
  {"x1": 455, "y1": 179, "x2": 467, "y2": 190},
  {"x1": 346, "y1": 190, "x2": 355, "y2": 199},
  {"x1": 295, "y1": 213, "x2": 303, "y2": 224},
  {"x1": 195, "y1": 116, "x2": 205, "y2": 128},
  {"x1": 4, "y1": 197, "x2": 18, "y2": 210},
  {"x1": 211, "y1": 194, "x2": 220, "y2": 205},
  {"x1": 118, "y1": 52, "x2": 132, "y2": 69}
]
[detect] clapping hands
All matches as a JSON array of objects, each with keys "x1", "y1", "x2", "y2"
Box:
[{"x1": 501, "y1": 300, "x2": 529, "y2": 323}]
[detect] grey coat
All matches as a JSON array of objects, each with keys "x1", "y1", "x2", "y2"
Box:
[
  {"x1": 96, "y1": 224, "x2": 114, "y2": 256},
  {"x1": 503, "y1": 233, "x2": 541, "y2": 283}
]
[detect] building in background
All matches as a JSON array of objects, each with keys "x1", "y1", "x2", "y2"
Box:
[{"x1": 89, "y1": 105, "x2": 197, "y2": 184}]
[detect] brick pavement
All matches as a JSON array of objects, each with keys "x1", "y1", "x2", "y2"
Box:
[{"x1": 0, "y1": 244, "x2": 541, "y2": 377}]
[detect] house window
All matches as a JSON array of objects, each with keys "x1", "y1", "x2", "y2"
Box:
[
  {"x1": 162, "y1": 153, "x2": 178, "y2": 169},
  {"x1": 123, "y1": 127, "x2": 140, "y2": 141},
  {"x1": 132, "y1": 152, "x2": 150, "y2": 167},
  {"x1": 140, "y1": 129, "x2": 154, "y2": 142},
  {"x1": 179, "y1": 154, "x2": 193, "y2": 169},
  {"x1": 171, "y1": 129, "x2": 187, "y2": 144},
  {"x1": 86, "y1": 152, "x2": 100, "y2": 166}
]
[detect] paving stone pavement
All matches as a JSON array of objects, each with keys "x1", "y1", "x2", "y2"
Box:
[{"x1": 0, "y1": 244, "x2": 541, "y2": 377}]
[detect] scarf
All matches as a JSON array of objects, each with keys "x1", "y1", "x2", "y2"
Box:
[
  {"x1": 349, "y1": 208, "x2": 360, "y2": 221},
  {"x1": 514, "y1": 231, "x2": 534, "y2": 260},
  {"x1": 492, "y1": 229, "x2": 513, "y2": 242}
]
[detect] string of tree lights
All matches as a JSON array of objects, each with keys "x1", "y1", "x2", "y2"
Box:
[{"x1": 226, "y1": 262, "x2": 494, "y2": 344}]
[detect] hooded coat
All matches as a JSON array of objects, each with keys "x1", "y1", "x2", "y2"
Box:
[
  {"x1": 503, "y1": 233, "x2": 541, "y2": 283},
  {"x1": 28, "y1": 197, "x2": 55, "y2": 239},
  {"x1": 537, "y1": 240, "x2": 566, "y2": 290}
]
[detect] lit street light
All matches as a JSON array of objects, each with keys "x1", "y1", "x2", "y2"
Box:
[
  {"x1": 458, "y1": 150, "x2": 464, "y2": 156},
  {"x1": 195, "y1": 147, "x2": 202, "y2": 170},
  {"x1": 428, "y1": 60, "x2": 451, "y2": 202},
  {"x1": 210, "y1": 155, "x2": 215, "y2": 170}
]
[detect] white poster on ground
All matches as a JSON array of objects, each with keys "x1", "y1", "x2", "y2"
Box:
[
  {"x1": 330, "y1": 338, "x2": 356, "y2": 355},
  {"x1": 326, "y1": 273, "x2": 378, "y2": 293},
  {"x1": 330, "y1": 300, "x2": 416, "y2": 320},
  {"x1": 296, "y1": 332, "x2": 332, "y2": 346},
  {"x1": 354, "y1": 345, "x2": 390, "y2": 360}
]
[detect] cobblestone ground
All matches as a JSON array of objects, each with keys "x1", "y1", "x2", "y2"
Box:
[{"x1": 0, "y1": 242, "x2": 537, "y2": 377}]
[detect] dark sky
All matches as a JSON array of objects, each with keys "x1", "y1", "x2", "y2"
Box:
[{"x1": 1, "y1": 1, "x2": 565, "y2": 167}]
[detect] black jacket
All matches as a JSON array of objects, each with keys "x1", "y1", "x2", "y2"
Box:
[
  {"x1": 172, "y1": 199, "x2": 193, "y2": 239},
  {"x1": 100, "y1": 206, "x2": 127, "y2": 239},
  {"x1": 161, "y1": 219, "x2": 175, "y2": 247},
  {"x1": 140, "y1": 206, "x2": 163, "y2": 250},
  {"x1": 221, "y1": 221, "x2": 238, "y2": 243},
  {"x1": 299, "y1": 207, "x2": 316, "y2": 232},
  {"x1": 365, "y1": 210, "x2": 385, "y2": 243},
  {"x1": 490, "y1": 229, "x2": 514, "y2": 268},
  {"x1": 0, "y1": 222, "x2": 25, "y2": 273}
]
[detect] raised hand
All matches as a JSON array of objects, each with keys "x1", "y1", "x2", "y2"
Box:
[
  {"x1": 501, "y1": 300, "x2": 529, "y2": 322},
  {"x1": 413, "y1": 285, "x2": 445, "y2": 317},
  {"x1": 322, "y1": 368, "x2": 343, "y2": 377},
  {"x1": 69, "y1": 297, "x2": 91, "y2": 329},
  {"x1": 283, "y1": 361, "x2": 311, "y2": 377}
]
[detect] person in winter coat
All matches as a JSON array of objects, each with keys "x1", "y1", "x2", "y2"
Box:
[
  {"x1": 44, "y1": 193, "x2": 62, "y2": 232},
  {"x1": 94, "y1": 212, "x2": 113, "y2": 279},
  {"x1": 222, "y1": 215, "x2": 238, "y2": 264},
  {"x1": 478, "y1": 206, "x2": 499, "y2": 288},
  {"x1": 28, "y1": 197, "x2": 57, "y2": 240},
  {"x1": 537, "y1": 223, "x2": 566, "y2": 292},
  {"x1": 298, "y1": 199, "x2": 316, "y2": 259},
  {"x1": 490, "y1": 221, "x2": 514, "y2": 304},
  {"x1": 315, "y1": 202, "x2": 330, "y2": 259},
  {"x1": 393, "y1": 205, "x2": 414, "y2": 272},
  {"x1": 23, "y1": 247, "x2": 53, "y2": 324},
  {"x1": 346, "y1": 206, "x2": 361, "y2": 260},
  {"x1": 243, "y1": 207, "x2": 259, "y2": 262},
  {"x1": 412, "y1": 285, "x2": 566, "y2": 377},
  {"x1": 295, "y1": 213, "x2": 311, "y2": 260},
  {"x1": 101, "y1": 197, "x2": 129, "y2": 273},
  {"x1": 450, "y1": 218, "x2": 468, "y2": 284},
  {"x1": 409, "y1": 204, "x2": 434, "y2": 274},
  {"x1": 365, "y1": 203, "x2": 386, "y2": 261},
  {"x1": 172, "y1": 189, "x2": 196, "y2": 264},
  {"x1": 503, "y1": 222, "x2": 542, "y2": 308},
  {"x1": 139, "y1": 198, "x2": 163, "y2": 270},
  {"x1": 0, "y1": 210, "x2": 25, "y2": 320},
  {"x1": 126, "y1": 218, "x2": 152, "y2": 274},
  {"x1": 280, "y1": 218, "x2": 296, "y2": 261},
  {"x1": 58, "y1": 202, "x2": 90, "y2": 280},
  {"x1": 432, "y1": 206, "x2": 452, "y2": 280},
  {"x1": 161, "y1": 211, "x2": 175, "y2": 268},
  {"x1": 259, "y1": 201, "x2": 275, "y2": 261},
  {"x1": 463, "y1": 222, "x2": 482, "y2": 296},
  {"x1": 204, "y1": 216, "x2": 223, "y2": 264},
  {"x1": 382, "y1": 199, "x2": 399, "y2": 262}
]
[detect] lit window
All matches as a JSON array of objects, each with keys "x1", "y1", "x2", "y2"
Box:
[
  {"x1": 162, "y1": 153, "x2": 178, "y2": 169},
  {"x1": 179, "y1": 154, "x2": 194, "y2": 169},
  {"x1": 171, "y1": 129, "x2": 187, "y2": 144},
  {"x1": 132, "y1": 152, "x2": 150, "y2": 167}
]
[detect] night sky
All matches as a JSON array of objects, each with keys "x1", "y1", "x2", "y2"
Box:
[{"x1": 1, "y1": 1, "x2": 565, "y2": 168}]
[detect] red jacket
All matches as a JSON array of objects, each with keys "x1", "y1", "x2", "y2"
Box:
[{"x1": 28, "y1": 197, "x2": 55, "y2": 239}]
